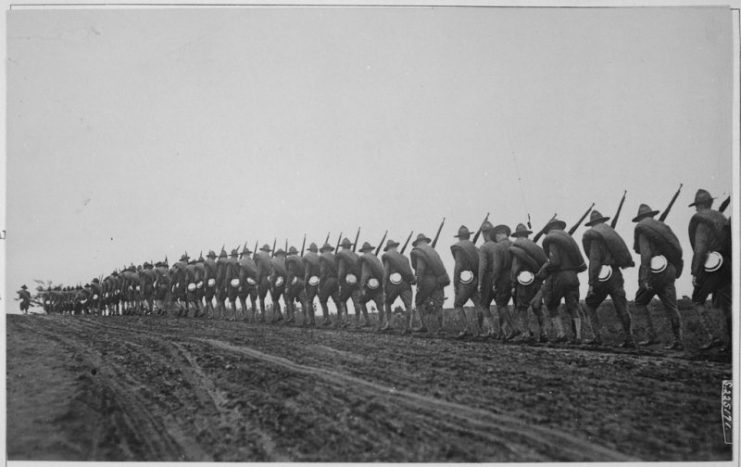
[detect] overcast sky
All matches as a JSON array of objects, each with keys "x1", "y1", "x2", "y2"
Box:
[{"x1": 6, "y1": 6, "x2": 734, "y2": 311}]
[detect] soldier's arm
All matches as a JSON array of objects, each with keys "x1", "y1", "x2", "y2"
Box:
[
  {"x1": 691, "y1": 223, "x2": 711, "y2": 276},
  {"x1": 337, "y1": 257, "x2": 346, "y2": 281},
  {"x1": 490, "y1": 248, "x2": 502, "y2": 285},
  {"x1": 453, "y1": 249, "x2": 465, "y2": 282},
  {"x1": 319, "y1": 260, "x2": 329, "y2": 282},
  {"x1": 510, "y1": 255, "x2": 520, "y2": 283},
  {"x1": 415, "y1": 257, "x2": 427, "y2": 281},
  {"x1": 637, "y1": 233, "x2": 652, "y2": 285},
  {"x1": 478, "y1": 248, "x2": 488, "y2": 289},
  {"x1": 587, "y1": 242, "x2": 602, "y2": 286},
  {"x1": 548, "y1": 245, "x2": 562, "y2": 270}
]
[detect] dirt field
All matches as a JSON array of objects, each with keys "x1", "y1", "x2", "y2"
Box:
[{"x1": 6, "y1": 306, "x2": 733, "y2": 462}]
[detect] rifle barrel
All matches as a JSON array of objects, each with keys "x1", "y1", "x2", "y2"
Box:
[
  {"x1": 431, "y1": 217, "x2": 446, "y2": 249},
  {"x1": 568, "y1": 203, "x2": 594, "y2": 236},
  {"x1": 719, "y1": 195, "x2": 731, "y2": 213},
  {"x1": 374, "y1": 230, "x2": 388, "y2": 256},
  {"x1": 400, "y1": 230, "x2": 414, "y2": 254},
  {"x1": 352, "y1": 227, "x2": 361, "y2": 253},
  {"x1": 472, "y1": 212, "x2": 490, "y2": 244},
  {"x1": 610, "y1": 190, "x2": 627, "y2": 229},
  {"x1": 659, "y1": 183, "x2": 683, "y2": 222}
]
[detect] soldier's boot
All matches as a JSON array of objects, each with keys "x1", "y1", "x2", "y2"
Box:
[
  {"x1": 410, "y1": 308, "x2": 428, "y2": 333},
  {"x1": 455, "y1": 307, "x2": 470, "y2": 339},
  {"x1": 696, "y1": 304, "x2": 722, "y2": 349},
  {"x1": 273, "y1": 302, "x2": 284, "y2": 323},
  {"x1": 552, "y1": 316, "x2": 567, "y2": 343},
  {"x1": 501, "y1": 306, "x2": 520, "y2": 341},
  {"x1": 320, "y1": 302, "x2": 331, "y2": 326},
  {"x1": 616, "y1": 311, "x2": 635, "y2": 348},
  {"x1": 308, "y1": 303, "x2": 316, "y2": 327},
  {"x1": 335, "y1": 302, "x2": 347, "y2": 328},
  {"x1": 571, "y1": 317, "x2": 582, "y2": 344},
  {"x1": 361, "y1": 303, "x2": 371, "y2": 327},
  {"x1": 665, "y1": 314, "x2": 684, "y2": 350},
  {"x1": 635, "y1": 305, "x2": 658, "y2": 346},
  {"x1": 583, "y1": 305, "x2": 603, "y2": 345}
]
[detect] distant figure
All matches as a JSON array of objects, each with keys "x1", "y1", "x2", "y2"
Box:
[
  {"x1": 581, "y1": 210, "x2": 635, "y2": 347},
  {"x1": 357, "y1": 241, "x2": 386, "y2": 330},
  {"x1": 410, "y1": 233, "x2": 450, "y2": 334},
  {"x1": 450, "y1": 225, "x2": 482, "y2": 338},
  {"x1": 254, "y1": 244, "x2": 274, "y2": 322},
  {"x1": 631, "y1": 203, "x2": 684, "y2": 350},
  {"x1": 509, "y1": 223, "x2": 549, "y2": 342},
  {"x1": 17, "y1": 285, "x2": 31, "y2": 314},
  {"x1": 381, "y1": 239, "x2": 415, "y2": 333},
  {"x1": 688, "y1": 189, "x2": 731, "y2": 351},
  {"x1": 480, "y1": 224, "x2": 518, "y2": 340},
  {"x1": 270, "y1": 249, "x2": 288, "y2": 323},
  {"x1": 538, "y1": 218, "x2": 587, "y2": 344},
  {"x1": 285, "y1": 246, "x2": 308, "y2": 325},
  {"x1": 336, "y1": 238, "x2": 368, "y2": 327},
  {"x1": 318, "y1": 243, "x2": 341, "y2": 327},
  {"x1": 302, "y1": 243, "x2": 322, "y2": 326}
]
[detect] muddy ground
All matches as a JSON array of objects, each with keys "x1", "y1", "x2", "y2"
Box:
[{"x1": 6, "y1": 305, "x2": 733, "y2": 462}]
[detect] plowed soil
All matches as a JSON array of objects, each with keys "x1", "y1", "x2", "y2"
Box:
[{"x1": 6, "y1": 311, "x2": 732, "y2": 462}]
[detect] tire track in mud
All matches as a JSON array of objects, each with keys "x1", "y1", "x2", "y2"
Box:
[{"x1": 199, "y1": 338, "x2": 637, "y2": 461}]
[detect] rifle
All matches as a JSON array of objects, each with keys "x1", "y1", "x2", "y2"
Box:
[
  {"x1": 374, "y1": 230, "x2": 388, "y2": 256},
  {"x1": 659, "y1": 183, "x2": 683, "y2": 222},
  {"x1": 567, "y1": 202, "x2": 594, "y2": 236},
  {"x1": 324, "y1": 232, "x2": 331, "y2": 245},
  {"x1": 400, "y1": 230, "x2": 414, "y2": 254},
  {"x1": 335, "y1": 232, "x2": 342, "y2": 252},
  {"x1": 352, "y1": 227, "x2": 361, "y2": 253},
  {"x1": 719, "y1": 195, "x2": 731, "y2": 213},
  {"x1": 533, "y1": 213, "x2": 557, "y2": 243},
  {"x1": 253, "y1": 241, "x2": 258, "y2": 259},
  {"x1": 284, "y1": 239, "x2": 288, "y2": 253},
  {"x1": 472, "y1": 212, "x2": 490, "y2": 244},
  {"x1": 431, "y1": 217, "x2": 446, "y2": 249},
  {"x1": 527, "y1": 213, "x2": 532, "y2": 230},
  {"x1": 610, "y1": 190, "x2": 627, "y2": 229},
  {"x1": 300, "y1": 234, "x2": 307, "y2": 256},
  {"x1": 271, "y1": 238, "x2": 277, "y2": 258}
]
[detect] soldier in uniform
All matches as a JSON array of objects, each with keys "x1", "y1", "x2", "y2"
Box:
[
  {"x1": 89, "y1": 278, "x2": 102, "y2": 315},
  {"x1": 357, "y1": 241, "x2": 386, "y2": 330},
  {"x1": 631, "y1": 204, "x2": 685, "y2": 349},
  {"x1": 139, "y1": 262, "x2": 157, "y2": 315},
  {"x1": 215, "y1": 248, "x2": 230, "y2": 319},
  {"x1": 509, "y1": 223, "x2": 549, "y2": 342},
  {"x1": 238, "y1": 245, "x2": 259, "y2": 321},
  {"x1": 302, "y1": 243, "x2": 322, "y2": 325},
  {"x1": 225, "y1": 248, "x2": 242, "y2": 320},
  {"x1": 17, "y1": 285, "x2": 31, "y2": 314},
  {"x1": 203, "y1": 250, "x2": 218, "y2": 318},
  {"x1": 381, "y1": 239, "x2": 416, "y2": 333},
  {"x1": 254, "y1": 244, "x2": 274, "y2": 322},
  {"x1": 270, "y1": 249, "x2": 288, "y2": 323},
  {"x1": 581, "y1": 210, "x2": 636, "y2": 347},
  {"x1": 318, "y1": 243, "x2": 342, "y2": 327},
  {"x1": 153, "y1": 259, "x2": 171, "y2": 315},
  {"x1": 450, "y1": 226, "x2": 482, "y2": 338},
  {"x1": 337, "y1": 237, "x2": 369, "y2": 327},
  {"x1": 538, "y1": 218, "x2": 587, "y2": 343},
  {"x1": 410, "y1": 233, "x2": 450, "y2": 334},
  {"x1": 688, "y1": 189, "x2": 731, "y2": 350},
  {"x1": 285, "y1": 246, "x2": 308, "y2": 325},
  {"x1": 479, "y1": 224, "x2": 518, "y2": 340}
]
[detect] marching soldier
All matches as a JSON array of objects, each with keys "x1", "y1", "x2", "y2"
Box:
[
  {"x1": 538, "y1": 218, "x2": 587, "y2": 343},
  {"x1": 139, "y1": 262, "x2": 157, "y2": 315},
  {"x1": 410, "y1": 233, "x2": 450, "y2": 334},
  {"x1": 337, "y1": 237, "x2": 369, "y2": 327},
  {"x1": 285, "y1": 246, "x2": 308, "y2": 325},
  {"x1": 581, "y1": 210, "x2": 636, "y2": 347},
  {"x1": 254, "y1": 244, "x2": 274, "y2": 322},
  {"x1": 509, "y1": 223, "x2": 549, "y2": 342},
  {"x1": 318, "y1": 243, "x2": 342, "y2": 327},
  {"x1": 357, "y1": 241, "x2": 386, "y2": 330},
  {"x1": 90, "y1": 278, "x2": 102, "y2": 315},
  {"x1": 270, "y1": 249, "x2": 288, "y2": 323},
  {"x1": 203, "y1": 250, "x2": 218, "y2": 318},
  {"x1": 631, "y1": 203, "x2": 685, "y2": 349},
  {"x1": 688, "y1": 189, "x2": 731, "y2": 350},
  {"x1": 381, "y1": 239, "x2": 416, "y2": 332},
  {"x1": 450, "y1": 226, "x2": 482, "y2": 338},
  {"x1": 215, "y1": 248, "x2": 230, "y2": 319},
  {"x1": 17, "y1": 285, "x2": 31, "y2": 314},
  {"x1": 479, "y1": 224, "x2": 518, "y2": 340},
  {"x1": 226, "y1": 248, "x2": 242, "y2": 320},
  {"x1": 302, "y1": 242, "x2": 322, "y2": 325},
  {"x1": 238, "y1": 245, "x2": 259, "y2": 321}
]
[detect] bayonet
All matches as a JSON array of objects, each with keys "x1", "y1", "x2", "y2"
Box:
[
  {"x1": 610, "y1": 190, "x2": 627, "y2": 229},
  {"x1": 659, "y1": 183, "x2": 683, "y2": 222}
]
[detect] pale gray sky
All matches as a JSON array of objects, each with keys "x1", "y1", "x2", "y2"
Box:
[{"x1": 6, "y1": 6, "x2": 734, "y2": 309}]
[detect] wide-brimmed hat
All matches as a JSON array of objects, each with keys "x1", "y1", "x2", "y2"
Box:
[
  {"x1": 273, "y1": 249, "x2": 286, "y2": 256},
  {"x1": 688, "y1": 188, "x2": 715, "y2": 207},
  {"x1": 206, "y1": 250, "x2": 217, "y2": 258},
  {"x1": 180, "y1": 253, "x2": 190, "y2": 262},
  {"x1": 319, "y1": 243, "x2": 335, "y2": 252},
  {"x1": 632, "y1": 203, "x2": 660, "y2": 222},
  {"x1": 241, "y1": 245, "x2": 252, "y2": 255},
  {"x1": 218, "y1": 248, "x2": 228, "y2": 258},
  {"x1": 544, "y1": 219, "x2": 567, "y2": 233},
  {"x1": 480, "y1": 221, "x2": 494, "y2": 232},
  {"x1": 143, "y1": 262, "x2": 153, "y2": 268},
  {"x1": 308, "y1": 242, "x2": 318, "y2": 253},
  {"x1": 453, "y1": 225, "x2": 471, "y2": 239},
  {"x1": 492, "y1": 224, "x2": 512, "y2": 237},
  {"x1": 92, "y1": 278, "x2": 100, "y2": 283},
  {"x1": 339, "y1": 237, "x2": 353, "y2": 249},
  {"x1": 287, "y1": 246, "x2": 299, "y2": 255},
  {"x1": 260, "y1": 244, "x2": 272, "y2": 253},
  {"x1": 511, "y1": 223, "x2": 533, "y2": 238},
  {"x1": 229, "y1": 248, "x2": 239, "y2": 257},
  {"x1": 21, "y1": 284, "x2": 27, "y2": 289},
  {"x1": 412, "y1": 233, "x2": 432, "y2": 246},
  {"x1": 585, "y1": 210, "x2": 611, "y2": 227},
  {"x1": 383, "y1": 239, "x2": 400, "y2": 251},
  {"x1": 358, "y1": 241, "x2": 375, "y2": 253}
]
